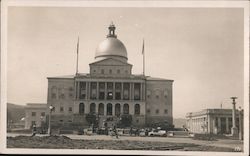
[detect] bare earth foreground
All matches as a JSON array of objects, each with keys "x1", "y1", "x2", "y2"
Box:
[{"x1": 7, "y1": 135, "x2": 241, "y2": 152}]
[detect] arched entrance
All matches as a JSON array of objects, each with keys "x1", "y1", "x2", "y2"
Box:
[
  {"x1": 107, "y1": 103, "x2": 113, "y2": 115},
  {"x1": 115, "y1": 103, "x2": 121, "y2": 116},
  {"x1": 123, "y1": 104, "x2": 129, "y2": 115},
  {"x1": 98, "y1": 103, "x2": 104, "y2": 115},
  {"x1": 79, "y1": 103, "x2": 85, "y2": 115}
]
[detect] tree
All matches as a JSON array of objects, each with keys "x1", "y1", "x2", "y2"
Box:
[
  {"x1": 119, "y1": 114, "x2": 132, "y2": 128},
  {"x1": 85, "y1": 113, "x2": 97, "y2": 126}
]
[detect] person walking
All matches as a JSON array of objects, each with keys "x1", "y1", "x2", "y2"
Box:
[
  {"x1": 31, "y1": 124, "x2": 37, "y2": 137},
  {"x1": 114, "y1": 125, "x2": 119, "y2": 139}
]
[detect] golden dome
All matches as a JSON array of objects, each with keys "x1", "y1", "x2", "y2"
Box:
[{"x1": 95, "y1": 23, "x2": 128, "y2": 62}]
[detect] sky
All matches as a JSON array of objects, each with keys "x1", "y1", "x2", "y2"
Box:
[{"x1": 7, "y1": 7, "x2": 245, "y2": 118}]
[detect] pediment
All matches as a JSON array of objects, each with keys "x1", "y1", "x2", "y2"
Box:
[{"x1": 90, "y1": 58, "x2": 132, "y2": 66}]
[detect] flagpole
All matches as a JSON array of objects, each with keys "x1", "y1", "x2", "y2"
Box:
[
  {"x1": 76, "y1": 36, "x2": 79, "y2": 75},
  {"x1": 142, "y1": 39, "x2": 145, "y2": 76}
]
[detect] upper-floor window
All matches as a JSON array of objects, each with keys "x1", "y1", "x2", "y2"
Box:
[
  {"x1": 101, "y1": 69, "x2": 104, "y2": 74},
  {"x1": 68, "y1": 107, "x2": 72, "y2": 112},
  {"x1": 41, "y1": 112, "x2": 45, "y2": 116},
  {"x1": 125, "y1": 70, "x2": 128, "y2": 74},
  {"x1": 164, "y1": 109, "x2": 168, "y2": 114},
  {"x1": 117, "y1": 69, "x2": 120, "y2": 74},
  {"x1": 109, "y1": 69, "x2": 112, "y2": 74},
  {"x1": 31, "y1": 112, "x2": 36, "y2": 116},
  {"x1": 147, "y1": 109, "x2": 151, "y2": 114},
  {"x1": 60, "y1": 107, "x2": 64, "y2": 112},
  {"x1": 164, "y1": 90, "x2": 168, "y2": 98},
  {"x1": 51, "y1": 93, "x2": 56, "y2": 99},
  {"x1": 155, "y1": 90, "x2": 161, "y2": 99},
  {"x1": 147, "y1": 90, "x2": 151, "y2": 98},
  {"x1": 155, "y1": 109, "x2": 159, "y2": 114}
]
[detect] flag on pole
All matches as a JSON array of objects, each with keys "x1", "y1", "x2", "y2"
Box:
[
  {"x1": 142, "y1": 39, "x2": 144, "y2": 54},
  {"x1": 77, "y1": 36, "x2": 79, "y2": 54},
  {"x1": 142, "y1": 39, "x2": 145, "y2": 75},
  {"x1": 76, "y1": 36, "x2": 79, "y2": 75}
]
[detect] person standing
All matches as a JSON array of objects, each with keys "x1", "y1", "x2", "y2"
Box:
[{"x1": 31, "y1": 124, "x2": 37, "y2": 137}]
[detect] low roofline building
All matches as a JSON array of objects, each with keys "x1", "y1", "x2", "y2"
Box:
[
  {"x1": 186, "y1": 108, "x2": 244, "y2": 135},
  {"x1": 25, "y1": 103, "x2": 47, "y2": 129}
]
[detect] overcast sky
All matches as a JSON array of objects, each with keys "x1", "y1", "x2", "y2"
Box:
[{"x1": 7, "y1": 7, "x2": 244, "y2": 118}]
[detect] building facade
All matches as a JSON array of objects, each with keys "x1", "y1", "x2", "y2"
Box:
[
  {"x1": 24, "y1": 103, "x2": 47, "y2": 129},
  {"x1": 186, "y1": 109, "x2": 244, "y2": 135},
  {"x1": 47, "y1": 24, "x2": 174, "y2": 129}
]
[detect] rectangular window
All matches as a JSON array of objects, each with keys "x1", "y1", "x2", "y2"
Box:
[
  {"x1": 60, "y1": 107, "x2": 64, "y2": 112},
  {"x1": 79, "y1": 82, "x2": 86, "y2": 99},
  {"x1": 41, "y1": 112, "x2": 45, "y2": 116},
  {"x1": 107, "y1": 82, "x2": 113, "y2": 100},
  {"x1": 68, "y1": 107, "x2": 72, "y2": 112},
  {"x1": 90, "y1": 82, "x2": 97, "y2": 99},
  {"x1": 155, "y1": 109, "x2": 159, "y2": 114},
  {"x1": 31, "y1": 121, "x2": 36, "y2": 125},
  {"x1": 31, "y1": 112, "x2": 36, "y2": 116},
  {"x1": 134, "y1": 83, "x2": 141, "y2": 100},
  {"x1": 123, "y1": 83, "x2": 130, "y2": 100},
  {"x1": 115, "y1": 83, "x2": 121, "y2": 100},
  {"x1": 164, "y1": 109, "x2": 168, "y2": 114},
  {"x1": 51, "y1": 93, "x2": 56, "y2": 99}
]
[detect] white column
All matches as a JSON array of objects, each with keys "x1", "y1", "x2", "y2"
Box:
[
  {"x1": 104, "y1": 103, "x2": 107, "y2": 116},
  {"x1": 113, "y1": 82, "x2": 115, "y2": 100},
  {"x1": 131, "y1": 83, "x2": 134, "y2": 100},
  {"x1": 130, "y1": 103, "x2": 134, "y2": 115},
  {"x1": 97, "y1": 82, "x2": 99, "y2": 100},
  {"x1": 140, "y1": 83, "x2": 143, "y2": 101},
  {"x1": 121, "y1": 83, "x2": 124, "y2": 100},
  {"x1": 120, "y1": 103, "x2": 123, "y2": 115},
  {"x1": 85, "y1": 102, "x2": 89, "y2": 114},
  {"x1": 218, "y1": 117, "x2": 221, "y2": 133},
  {"x1": 226, "y1": 117, "x2": 229, "y2": 133},
  {"x1": 212, "y1": 117, "x2": 216, "y2": 134},
  {"x1": 112, "y1": 104, "x2": 115, "y2": 116},
  {"x1": 95, "y1": 103, "x2": 98, "y2": 114},
  {"x1": 85, "y1": 82, "x2": 87, "y2": 100},
  {"x1": 104, "y1": 82, "x2": 107, "y2": 100}
]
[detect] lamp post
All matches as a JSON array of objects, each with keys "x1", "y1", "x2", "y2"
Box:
[
  {"x1": 238, "y1": 107, "x2": 243, "y2": 140},
  {"x1": 48, "y1": 105, "x2": 54, "y2": 136},
  {"x1": 230, "y1": 97, "x2": 238, "y2": 136}
]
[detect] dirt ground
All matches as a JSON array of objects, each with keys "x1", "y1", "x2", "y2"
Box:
[{"x1": 7, "y1": 135, "x2": 238, "y2": 152}]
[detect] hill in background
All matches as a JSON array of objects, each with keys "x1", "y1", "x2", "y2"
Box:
[
  {"x1": 173, "y1": 118, "x2": 187, "y2": 128},
  {"x1": 7, "y1": 103, "x2": 25, "y2": 123}
]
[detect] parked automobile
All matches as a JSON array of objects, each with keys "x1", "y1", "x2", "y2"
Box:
[
  {"x1": 148, "y1": 129, "x2": 167, "y2": 137},
  {"x1": 84, "y1": 128, "x2": 93, "y2": 135},
  {"x1": 117, "y1": 128, "x2": 124, "y2": 135},
  {"x1": 139, "y1": 129, "x2": 146, "y2": 136}
]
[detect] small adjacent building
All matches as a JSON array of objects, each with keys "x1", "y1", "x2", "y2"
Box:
[
  {"x1": 24, "y1": 103, "x2": 47, "y2": 129},
  {"x1": 186, "y1": 109, "x2": 244, "y2": 135}
]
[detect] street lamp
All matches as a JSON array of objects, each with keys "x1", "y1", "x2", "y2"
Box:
[
  {"x1": 238, "y1": 106, "x2": 243, "y2": 141},
  {"x1": 48, "y1": 105, "x2": 54, "y2": 136},
  {"x1": 230, "y1": 97, "x2": 238, "y2": 136}
]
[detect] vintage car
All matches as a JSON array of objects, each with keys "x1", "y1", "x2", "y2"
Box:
[
  {"x1": 148, "y1": 129, "x2": 167, "y2": 137},
  {"x1": 84, "y1": 128, "x2": 93, "y2": 135}
]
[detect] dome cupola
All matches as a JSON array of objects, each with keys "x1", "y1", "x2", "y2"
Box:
[{"x1": 95, "y1": 23, "x2": 128, "y2": 62}]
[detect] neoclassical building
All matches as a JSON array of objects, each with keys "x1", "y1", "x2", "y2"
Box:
[
  {"x1": 186, "y1": 109, "x2": 244, "y2": 135},
  {"x1": 47, "y1": 23, "x2": 173, "y2": 128}
]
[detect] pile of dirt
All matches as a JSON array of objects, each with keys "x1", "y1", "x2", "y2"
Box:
[
  {"x1": 7, "y1": 135, "x2": 73, "y2": 149},
  {"x1": 7, "y1": 135, "x2": 236, "y2": 152}
]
